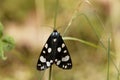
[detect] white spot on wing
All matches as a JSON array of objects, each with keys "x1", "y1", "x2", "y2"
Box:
[
  {"x1": 56, "y1": 60, "x2": 61, "y2": 65},
  {"x1": 40, "y1": 56, "x2": 46, "y2": 62},
  {"x1": 64, "y1": 65, "x2": 67, "y2": 68},
  {"x1": 38, "y1": 64, "x2": 41, "y2": 66},
  {"x1": 62, "y1": 43, "x2": 65, "y2": 48},
  {"x1": 63, "y1": 50, "x2": 67, "y2": 53},
  {"x1": 41, "y1": 66, "x2": 44, "y2": 70},
  {"x1": 48, "y1": 48, "x2": 52, "y2": 53},
  {"x1": 62, "y1": 65, "x2": 65, "y2": 68},
  {"x1": 45, "y1": 43, "x2": 48, "y2": 48},
  {"x1": 55, "y1": 59, "x2": 58, "y2": 62},
  {"x1": 46, "y1": 61, "x2": 50, "y2": 67},
  {"x1": 62, "y1": 55, "x2": 70, "y2": 62},
  {"x1": 50, "y1": 60, "x2": 53, "y2": 63},
  {"x1": 43, "y1": 50, "x2": 46, "y2": 53},
  {"x1": 67, "y1": 63, "x2": 71, "y2": 65},
  {"x1": 57, "y1": 47, "x2": 61, "y2": 52},
  {"x1": 53, "y1": 38, "x2": 57, "y2": 42}
]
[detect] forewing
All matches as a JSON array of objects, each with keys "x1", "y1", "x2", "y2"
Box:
[
  {"x1": 37, "y1": 34, "x2": 54, "y2": 71},
  {"x1": 54, "y1": 35, "x2": 72, "y2": 69}
]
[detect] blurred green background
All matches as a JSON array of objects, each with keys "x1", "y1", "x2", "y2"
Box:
[{"x1": 0, "y1": 0, "x2": 120, "y2": 80}]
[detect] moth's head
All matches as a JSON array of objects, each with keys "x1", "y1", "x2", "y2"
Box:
[
  {"x1": 51, "y1": 30, "x2": 60, "y2": 38},
  {"x1": 53, "y1": 29, "x2": 57, "y2": 32}
]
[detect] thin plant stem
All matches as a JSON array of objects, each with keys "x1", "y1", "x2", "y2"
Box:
[
  {"x1": 62, "y1": 1, "x2": 83, "y2": 36},
  {"x1": 62, "y1": 11, "x2": 77, "y2": 36},
  {"x1": 117, "y1": 63, "x2": 120, "y2": 80},
  {"x1": 63, "y1": 37, "x2": 100, "y2": 48},
  {"x1": 53, "y1": 0, "x2": 59, "y2": 30},
  {"x1": 78, "y1": 13, "x2": 101, "y2": 39},
  {"x1": 49, "y1": 66, "x2": 52, "y2": 80},
  {"x1": 107, "y1": 37, "x2": 110, "y2": 80}
]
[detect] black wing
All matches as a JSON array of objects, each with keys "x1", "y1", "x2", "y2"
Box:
[
  {"x1": 54, "y1": 32, "x2": 72, "y2": 69},
  {"x1": 37, "y1": 32, "x2": 55, "y2": 70}
]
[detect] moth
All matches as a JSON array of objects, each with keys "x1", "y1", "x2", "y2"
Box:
[{"x1": 37, "y1": 30, "x2": 72, "y2": 70}]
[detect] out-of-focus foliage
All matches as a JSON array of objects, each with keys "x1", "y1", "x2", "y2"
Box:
[
  {"x1": 0, "y1": 22, "x2": 15, "y2": 60},
  {"x1": 0, "y1": 23, "x2": 3, "y2": 37},
  {"x1": 2, "y1": 35, "x2": 15, "y2": 51},
  {"x1": 0, "y1": 0, "x2": 35, "y2": 22}
]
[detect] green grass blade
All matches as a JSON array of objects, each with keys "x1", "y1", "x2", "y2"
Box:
[
  {"x1": 107, "y1": 37, "x2": 110, "y2": 80},
  {"x1": 53, "y1": 0, "x2": 59, "y2": 30},
  {"x1": 62, "y1": 1, "x2": 83, "y2": 36},
  {"x1": 63, "y1": 37, "x2": 100, "y2": 48},
  {"x1": 49, "y1": 66, "x2": 52, "y2": 80},
  {"x1": 62, "y1": 11, "x2": 78, "y2": 36}
]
